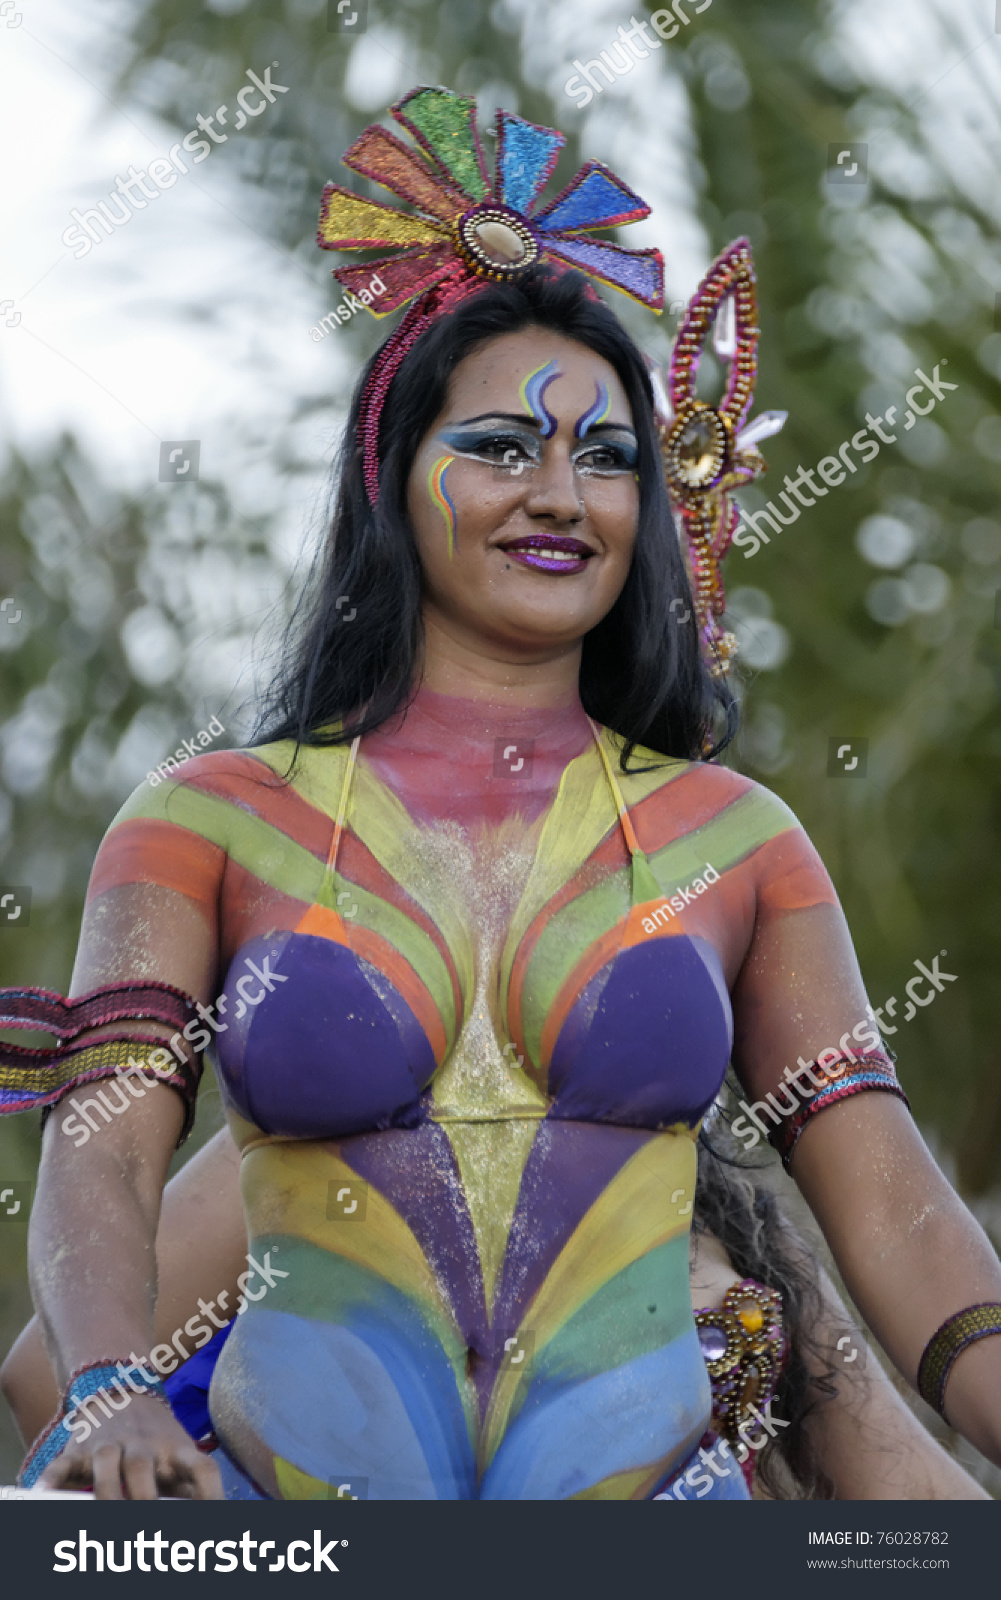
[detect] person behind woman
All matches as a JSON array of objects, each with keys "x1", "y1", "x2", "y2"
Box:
[{"x1": 1, "y1": 89, "x2": 999, "y2": 1499}]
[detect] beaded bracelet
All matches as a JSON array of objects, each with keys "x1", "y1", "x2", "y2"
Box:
[
  {"x1": 770, "y1": 1049, "x2": 908, "y2": 1169},
  {"x1": 917, "y1": 1303, "x2": 1001, "y2": 1419},
  {"x1": 19, "y1": 1358, "x2": 168, "y2": 1488}
]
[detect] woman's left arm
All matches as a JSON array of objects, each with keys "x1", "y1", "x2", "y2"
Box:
[{"x1": 731, "y1": 886, "x2": 1001, "y2": 1469}]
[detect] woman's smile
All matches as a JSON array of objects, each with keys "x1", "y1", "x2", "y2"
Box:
[{"x1": 496, "y1": 532, "x2": 596, "y2": 573}]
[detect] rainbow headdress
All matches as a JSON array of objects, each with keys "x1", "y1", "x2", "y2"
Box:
[
  {"x1": 317, "y1": 85, "x2": 664, "y2": 504},
  {"x1": 650, "y1": 239, "x2": 786, "y2": 676}
]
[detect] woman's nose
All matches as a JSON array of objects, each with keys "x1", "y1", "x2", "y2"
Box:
[{"x1": 522, "y1": 448, "x2": 585, "y2": 523}]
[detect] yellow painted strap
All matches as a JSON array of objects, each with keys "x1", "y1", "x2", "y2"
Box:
[{"x1": 274, "y1": 1457, "x2": 334, "y2": 1501}]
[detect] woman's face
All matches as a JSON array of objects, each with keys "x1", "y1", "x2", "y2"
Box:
[{"x1": 407, "y1": 327, "x2": 639, "y2": 659}]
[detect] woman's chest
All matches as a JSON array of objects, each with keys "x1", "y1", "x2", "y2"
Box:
[{"x1": 211, "y1": 806, "x2": 736, "y2": 1143}]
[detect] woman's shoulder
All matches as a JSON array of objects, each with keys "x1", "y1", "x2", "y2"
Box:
[
  {"x1": 112, "y1": 745, "x2": 292, "y2": 822},
  {"x1": 110, "y1": 739, "x2": 360, "y2": 850},
  {"x1": 610, "y1": 737, "x2": 799, "y2": 833},
  {"x1": 608, "y1": 740, "x2": 832, "y2": 904}
]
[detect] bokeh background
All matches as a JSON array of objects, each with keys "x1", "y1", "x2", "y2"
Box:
[{"x1": 1, "y1": 0, "x2": 999, "y2": 1489}]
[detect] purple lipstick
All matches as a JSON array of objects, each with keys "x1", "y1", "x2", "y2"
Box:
[{"x1": 499, "y1": 534, "x2": 595, "y2": 574}]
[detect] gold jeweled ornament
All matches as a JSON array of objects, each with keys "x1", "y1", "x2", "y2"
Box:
[
  {"x1": 651, "y1": 238, "x2": 787, "y2": 679},
  {"x1": 694, "y1": 1279, "x2": 786, "y2": 1445},
  {"x1": 456, "y1": 204, "x2": 540, "y2": 278}
]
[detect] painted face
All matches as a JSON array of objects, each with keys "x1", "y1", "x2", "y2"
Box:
[{"x1": 407, "y1": 326, "x2": 639, "y2": 655}]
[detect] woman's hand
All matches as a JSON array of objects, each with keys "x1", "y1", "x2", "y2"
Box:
[{"x1": 39, "y1": 1393, "x2": 224, "y2": 1500}]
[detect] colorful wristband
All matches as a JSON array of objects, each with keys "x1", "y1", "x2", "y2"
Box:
[
  {"x1": 917, "y1": 1303, "x2": 1001, "y2": 1418},
  {"x1": 19, "y1": 1358, "x2": 167, "y2": 1488}
]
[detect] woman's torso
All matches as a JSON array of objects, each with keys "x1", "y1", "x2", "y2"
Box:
[{"x1": 115, "y1": 690, "x2": 817, "y2": 1497}]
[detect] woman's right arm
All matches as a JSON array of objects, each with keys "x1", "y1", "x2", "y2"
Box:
[
  {"x1": 2, "y1": 1128, "x2": 245, "y2": 1448},
  {"x1": 31, "y1": 1085, "x2": 225, "y2": 1498},
  {"x1": 26, "y1": 763, "x2": 233, "y2": 1498}
]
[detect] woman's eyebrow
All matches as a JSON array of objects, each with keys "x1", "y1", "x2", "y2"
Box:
[
  {"x1": 575, "y1": 421, "x2": 637, "y2": 437},
  {"x1": 445, "y1": 412, "x2": 540, "y2": 428}
]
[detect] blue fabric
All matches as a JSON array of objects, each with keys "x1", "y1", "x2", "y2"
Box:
[
  {"x1": 163, "y1": 1320, "x2": 234, "y2": 1440},
  {"x1": 535, "y1": 167, "x2": 646, "y2": 233},
  {"x1": 496, "y1": 111, "x2": 564, "y2": 213}
]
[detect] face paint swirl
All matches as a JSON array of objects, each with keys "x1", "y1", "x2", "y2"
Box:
[
  {"x1": 574, "y1": 382, "x2": 611, "y2": 438},
  {"x1": 518, "y1": 360, "x2": 561, "y2": 438},
  {"x1": 427, "y1": 455, "x2": 458, "y2": 559}
]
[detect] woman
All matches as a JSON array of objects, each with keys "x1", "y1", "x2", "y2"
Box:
[{"x1": 2, "y1": 89, "x2": 1000, "y2": 1500}]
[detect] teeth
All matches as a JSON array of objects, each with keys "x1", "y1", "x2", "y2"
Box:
[{"x1": 514, "y1": 547, "x2": 585, "y2": 560}]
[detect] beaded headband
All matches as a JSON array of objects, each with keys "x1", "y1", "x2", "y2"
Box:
[
  {"x1": 316, "y1": 85, "x2": 665, "y2": 505},
  {"x1": 650, "y1": 239, "x2": 786, "y2": 676}
]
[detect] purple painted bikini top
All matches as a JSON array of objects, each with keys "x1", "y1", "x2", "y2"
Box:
[{"x1": 213, "y1": 697, "x2": 733, "y2": 1140}]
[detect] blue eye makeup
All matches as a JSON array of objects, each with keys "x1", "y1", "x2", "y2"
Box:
[
  {"x1": 572, "y1": 432, "x2": 639, "y2": 474},
  {"x1": 437, "y1": 424, "x2": 543, "y2": 470},
  {"x1": 436, "y1": 418, "x2": 638, "y2": 476}
]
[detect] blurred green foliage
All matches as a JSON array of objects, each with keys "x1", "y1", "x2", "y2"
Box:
[{"x1": 1, "y1": 0, "x2": 999, "y2": 1481}]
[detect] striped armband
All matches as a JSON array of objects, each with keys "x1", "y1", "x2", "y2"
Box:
[
  {"x1": 917, "y1": 1303, "x2": 1001, "y2": 1419},
  {"x1": 770, "y1": 1050, "x2": 908, "y2": 1169},
  {"x1": 0, "y1": 982, "x2": 202, "y2": 1145}
]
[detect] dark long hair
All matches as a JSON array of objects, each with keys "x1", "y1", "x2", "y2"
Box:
[{"x1": 255, "y1": 266, "x2": 735, "y2": 764}]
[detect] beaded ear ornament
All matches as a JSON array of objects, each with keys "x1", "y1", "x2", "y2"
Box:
[
  {"x1": 694, "y1": 1279, "x2": 787, "y2": 1445},
  {"x1": 316, "y1": 85, "x2": 664, "y2": 505},
  {"x1": 650, "y1": 238, "x2": 787, "y2": 676}
]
